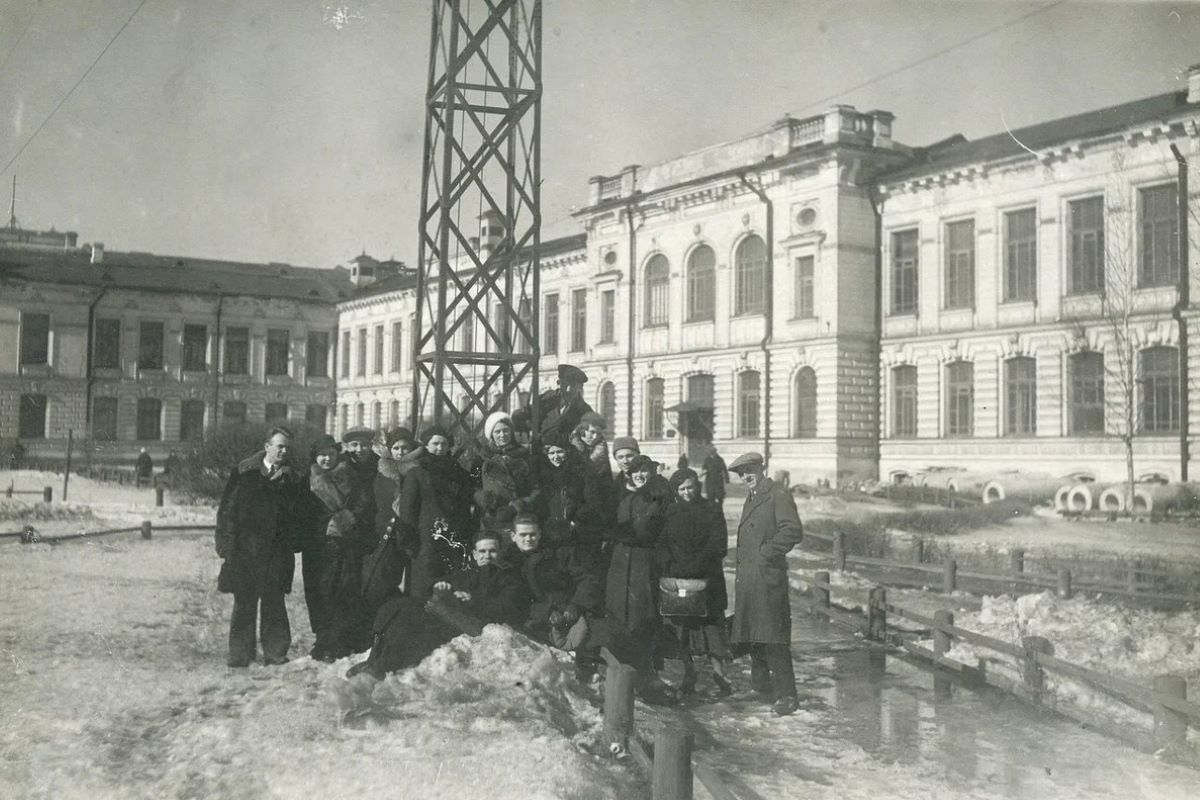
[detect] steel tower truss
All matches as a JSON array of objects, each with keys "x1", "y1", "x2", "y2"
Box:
[{"x1": 412, "y1": 0, "x2": 542, "y2": 442}]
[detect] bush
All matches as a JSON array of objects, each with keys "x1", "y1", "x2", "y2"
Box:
[{"x1": 172, "y1": 422, "x2": 329, "y2": 502}]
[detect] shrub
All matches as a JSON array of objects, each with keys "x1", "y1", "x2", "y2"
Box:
[{"x1": 173, "y1": 422, "x2": 329, "y2": 502}]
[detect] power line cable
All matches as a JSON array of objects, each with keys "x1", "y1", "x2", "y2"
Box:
[
  {"x1": 0, "y1": 0, "x2": 40, "y2": 77},
  {"x1": 790, "y1": 0, "x2": 1069, "y2": 116},
  {"x1": 0, "y1": 0, "x2": 150, "y2": 178}
]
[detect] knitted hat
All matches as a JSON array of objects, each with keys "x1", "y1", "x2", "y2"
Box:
[
  {"x1": 385, "y1": 427, "x2": 415, "y2": 448},
  {"x1": 484, "y1": 411, "x2": 514, "y2": 443},
  {"x1": 611, "y1": 436, "x2": 640, "y2": 455}
]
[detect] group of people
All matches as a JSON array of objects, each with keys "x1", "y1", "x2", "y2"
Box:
[{"x1": 214, "y1": 364, "x2": 805, "y2": 715}]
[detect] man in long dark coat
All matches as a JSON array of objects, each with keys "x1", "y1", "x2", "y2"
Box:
[
  {"x1": 728, "y1": 451, "x2": 803, "y2": 715},
  {"x1": 512, "y1": 363, "x2": 595, "y2": 442},
  {"x1": 215, "y1": 426, "x2": 307, "y2": 667},
  {"x1": 702, "y1": 447, "x2": 728, "y2": 508}
]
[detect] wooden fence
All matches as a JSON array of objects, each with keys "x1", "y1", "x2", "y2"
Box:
[
  {"x1": 0, "y1": 521, "x2": 213, "y2": 543},
  {"x1": 3, "y1": 482, "x2": 53, "y2": 502}
]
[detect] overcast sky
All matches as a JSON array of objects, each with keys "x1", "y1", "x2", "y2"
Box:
[{"x1": 1, "y1": 0, "x2": 1198, "y2": 269}]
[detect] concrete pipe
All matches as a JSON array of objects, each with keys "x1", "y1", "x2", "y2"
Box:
[
  {"x1": 1065, "y1": 482, "x2": 1109, "y2": 512},
  {"x1": 944, "y1": 472, "x2": 990, "y2": 499},
  {"x1": 1130, "y1": 483, "x2": 1189, "y2": 515},
  {"x1": 1053, "y1": 484, "x2": 1074, "y2": 512},
  {"x1": 981, "y1": 474, "x2": 1062, "y2": 505},
  {"x1": 1097, "y1": 485, "x2": 1129, "y2": 513}
]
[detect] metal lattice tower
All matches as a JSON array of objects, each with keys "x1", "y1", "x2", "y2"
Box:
[{"x1": 411, "y1": 0, "x2": 542, "y2": 442}]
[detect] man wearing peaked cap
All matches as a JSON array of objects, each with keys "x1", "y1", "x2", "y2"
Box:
[
  {"x1": 728, "y1": 451, "x2": 765, "y2": 474},
  {"x1": 512, "y1": 362, "x2": 596, "y2": 441}
]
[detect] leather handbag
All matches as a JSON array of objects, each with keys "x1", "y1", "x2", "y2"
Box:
[{"x1": 658, "y1": 577, "x2": 708, "y2": 618}]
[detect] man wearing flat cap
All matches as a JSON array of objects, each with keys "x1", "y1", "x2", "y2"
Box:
[
  {"x1": 728, "y1": 451, "x2": 804, "y2": 716},
  {"x1": 513, "y1": 363, "x2": 596, "y2": 442}
]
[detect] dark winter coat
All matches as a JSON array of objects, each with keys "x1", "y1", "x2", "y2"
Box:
[
  {"x1": 604, "y1": 474, "x2": 670, "y2": 632},
  {"x1": 512, "y1": 546, "x2": 602, "y2": 641},
  {"x1": 730, "y1": 478, "x2": 803, "y2": 644},
  {"x1": 657, "y1": 496, "x2": 729, "y2": 623},
  {"x1": 702, "y1": 452, "x2": 728, "y2": 502},
  {"x1": 466, "y1": 440, "x2": 538, "y2": 532},
  {"x1": 214, "y1": 452, "x2": 305, "y2": 596},
  {"x1": 533, "y1": 457, "x2": 610, "y2": 549},
  {"x1": 309, "y1": 459, "x2": 375, "y2": 549},
  {"x1": 373, "y1": 447, "x2": 424, "y2": 543},
  {"x1": 448, "y1": 562, "x2": 530, "y2": 627},
  {"x1": 513, "y1": 389, "x2": 595, "y2": 441},
  {"x1": 393, "y1": 450, "x2": 476, "y2": 600}
]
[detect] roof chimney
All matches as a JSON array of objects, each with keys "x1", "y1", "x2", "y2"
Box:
[
  {"x1": 1188, "y1": 64, "x2": 1200, "y2": 105},
  {"x1": 90, "y1": 242, "x2": 104, "y2": 264}
]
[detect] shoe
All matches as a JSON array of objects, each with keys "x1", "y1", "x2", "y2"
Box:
[
  {"x1": 713, "y1": 675, "x2": 733, "y2": 698},
  {"x1": 637, "y1": 676, "x2": 679, "y2": 706},
  {"x1": 263, "y1": 655, "x2": 290, "y2": 666},
  {"x1": 772, "y1": 696, "x2": 799, "y2": 716},
  {"x1": 346, "y1": 660, "x2": 385, "y2": 680}
]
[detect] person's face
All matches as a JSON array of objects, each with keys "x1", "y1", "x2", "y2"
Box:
[
  {"x1": 632, "y1": 465, "x2": 653, "y2": 487},
  {"x1": 473, "y1": 538, "x2": 501, "y2": 567},
  {"x1": 546, "y1": 445, "x2": 568, "y2": 468},
  {"x1": 314, "y1": 446, "x2": 338, "y2": 470},
  {"x1": 738, "y1": 467, "x2": 764, "y2": 492},
  {"x1": 560, "y1": 381, "x2": 581, "y2": 400},
  {"x1": 676, "y1": 477, "x2": 700, "y2": 503},
  {"x1": 264, "y1": 434, "x2": 291, "y2": 465},
  {"x1": 344, "y1": 439, "x2": 368, "y2": 460},
  {"x1": 580, "y1": 424, "x2": 601, "y2": 447},
  {"x1": 491, "y1": 421, "x2": 513, "y2": 447},
  {"x1": 614, "y1": 448, "x2": 638, "y2": 473},
  {"x1": 426, "y1": 435, "x2": 450, "y2": 456},
  {"x1": 390, "y1": 439, "x2": 413, "y2": 460},
  {"x1": 511, "y1": 524, "x2": 541, "y2": 552}
]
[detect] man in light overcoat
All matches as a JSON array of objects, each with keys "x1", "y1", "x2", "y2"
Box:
[{"x1": 729, "y1": 452, "x2": 803, "y2": 715}]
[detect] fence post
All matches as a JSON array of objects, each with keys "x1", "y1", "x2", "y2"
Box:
[
  {"x1": 942, "y1": 559, "x2": 957, "y2": 593},
  {"x1": 1152, "y1": 674, "x2": 1188, "y2": 756},
  {"x1": 42, "y1": 486, "x2": 52, "y2": 503},
  {"x1": 1020, "y1": 636, "x2": 1053, "y2": 697},
  {"x1": 1010, "y1": 548, "x2": 1025, "y2": 574},
  {"x1": 832, "y1": 530, "x2": 846, "y2": 572},
  {"x1": 1056, "y1": 569, "x2": 1073, "y2": 600},
  {"x1": 651, "y1": 726, "x2": 694, "y2": 800},
  {"x1": 813, "y1": 570, "x2": 831, "y2": 612},
  {"x1": 867, "y1": 586, "x2": 888, "y2": 641},
  {"x1": 604, "y1": 662, "x2": 637, "y2": 750},
  {"x1": 933, "y1": 610, "x2": 953, "y2": 656},
  {"x1": 141, "y1": 520, "x2": 152, "y2": 540},
  {"x1": 155, "y1": 486, "x2": 165, "y2": 507}
]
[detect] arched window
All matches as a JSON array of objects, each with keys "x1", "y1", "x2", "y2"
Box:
[
  {"x1": 355, "y1": 402, "x2": 365, "y2": 427},
  {"x1": 389, "y1": 400, "x2": 401, "y2": 427},
  {"x1": 737, "y1": 371, "x2": 761, "y2": 438},
  {"x1": 645, "y1": 378, "x2": 665, "y2": 439},
  {"x1": 1140, "y1": 346, "x2": 1179, "y2": 433},
  {"x1": 686, "y1": 245, "x2": 715, "y2": 322},
  {"x1": 600, "y1": 381, "x2": 617, "y2": 432},
  {"x1": 793, "y1": 367, "x2": 817, "y2": 438},
  {"x1": 643, "y1": 255, "x2": 670, "y2": 327},
  {"x1": 734, "y1": 235, "x2": 766, "y2": 316}
]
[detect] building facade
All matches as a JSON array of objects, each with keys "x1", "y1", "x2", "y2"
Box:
[{"x1": 1, "y1": 236, "x2": 350, "y2": 463}]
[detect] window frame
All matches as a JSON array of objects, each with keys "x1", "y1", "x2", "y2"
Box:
[
  {"x1": 945, "y1": 360, "x2": 974, "y2": 437},
  {"x1": 943, "y1": 219, "x2": 975, "y2": 310},
  {"x1": 1138, "y1": 183, "x2": 1179, "y2": 288},
  {"x1": 643, "y1": 254, "x2": 670, "y2": 328},
  {"x1": 1002, "y1": 207, "x2": 1037, "y2": 303},
  {"x1": 306, "y1": 331, "x2": 330, "y2": 378},
  {"x1": 1068, "y1": 351, "x2": 1105, "y2": 436},
  {"x1": 570, "y1": 288, "x2": 587, "y2": 353},
  {"x1": 793, "y1": 367, "x2": 817, "y2": 438},
  {"x1": 225, "y1": 326, "x2": 251, "y2": 375},
  {"x1": 889, "y1": 229, "x2": 919, "y2": 315},
  {"x1": 19, "y1": 312, "x2": 51, "y2": 367},
  {"x1": 92, "y1": 396, "x2": 119, "y2": 441},
  {"x1": 1139, "y1": 345, "x2": 1180, "y2": 434},
  {"x1": 793, "y1": 255, "x2": 815, "y2": 319},
  {"x1": 180, "y1": 399, "x2": 206, "y2": 442},
  {"x1": 1003, "y1": 356, "x2": 1037, "y2": 436},
  {"x1": 136, "y1": 397, "x2": 163, "y2": 441},
  {"x1": 265, "y1": 329, "x2": 291, "y2": 377},
  {"x1": 93, "y1": 318, "x2": 121, "y2": 370},
  {"x1": 18, "y1": 393, "x2": 48, "y2": 439},
  {"x1": 685, "y1": 245, "x2": 716, "y2": 323},
  {"x1": 599, "y1": 289, "x2": 616, "y2": 344},
  {"x1": 1067, "y1": 195, "x2": 1105, "y2": 295},
  {"x1": 544, "y1": 293, "x2": 559, "y2": 355},
  {"x1": 137, "y1": 321, "x2": 165, "y2": 371},
  {"x1": 892, "y1": 365, "x2": 918, "y2": 438},
  {"x1": 181, "y1": 324, "x2": 208, "y2": 372},
  {"x1": 733, "y1": 235, "x2": 767, "y2": 317},
  {"x1": 645, "y1": 377, "x2": 665, "y2": 440},
  {"x1": 373, "y1": 324, "x2": 385, "y2": 375}
]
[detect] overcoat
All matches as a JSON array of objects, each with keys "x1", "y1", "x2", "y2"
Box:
[
  {"x1": 730, "y1": 478, "x2": 803, "y2": 644},
  {"x1": 214, "y1": 453, "x2": 304, "y2": 596},
  {"x1": 657, "y1": 496, "x2": 728, "y2": 623},
  {"x1": 466, "y1": 440, "x2": 539, "y2": 531},
  {"x1": 513, "y1": 389, "x2": 595, "y2": 441},
  {"x1": 604, "y1": 475, "x2": 669, "y2": 631},
  {"x1": 702, "y1": 452, "x2": 728, "y2": 502},
  {"x1": 393, "y1": 450, "x2": 475, "y2": 600}
]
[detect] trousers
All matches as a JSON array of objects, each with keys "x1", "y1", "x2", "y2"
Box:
[
  {"x1": 749, "y1": 642, "x2": 796, "y2": 701},
  {"x1": 229, "y1": 590, "x2": 291, "y2": 664}
]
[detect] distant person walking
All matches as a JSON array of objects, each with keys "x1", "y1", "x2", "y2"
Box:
[
  {"x1": 702, "y1": 447, "x2": 728, "y2": 508},
  {"x1": 215, "y1": 426, "x2": 306, "y2": 667},
  {"x1": 728, "y1": 452, "x2": 803, "y2": 716},
  {"x1": 135, "y1": 448, "x2": 154, "y2": 487}
]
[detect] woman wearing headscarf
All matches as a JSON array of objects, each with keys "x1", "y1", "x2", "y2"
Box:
[
  {"x1": 392, "y1": 425, "x2": 475, "y2": 600},
  {"x1": 657, "y1": 467, "x2": 733, "y2": 696},
  {"x1": 467, "y1": 410, "x2": 538, "y2": 535}
]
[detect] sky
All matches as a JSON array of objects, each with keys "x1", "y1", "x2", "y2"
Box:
[{"x1": 0, "y1": 0, "x2": 1198, "y2": 269}]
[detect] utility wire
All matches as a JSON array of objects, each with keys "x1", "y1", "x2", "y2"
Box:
[
  {"x1": 791, "y1": 0, "x2": 1069, "y2": 116},
  {"x1": 0, "y1": 0, "x2": 150, "y2": 178},
  {"x1": 0, "y1": 1, "x2": 40, "y2": 77}
]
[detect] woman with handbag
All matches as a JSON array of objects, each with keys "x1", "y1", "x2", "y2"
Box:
[{"x1": 657, "y1": 467, "x2": 733, "y2": 697}]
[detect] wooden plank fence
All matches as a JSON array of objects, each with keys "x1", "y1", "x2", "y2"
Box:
[{"x1": 1, "y1": 521, "x2": 214, "y2": 543}]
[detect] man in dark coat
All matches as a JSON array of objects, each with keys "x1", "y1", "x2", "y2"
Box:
[
  {"x1": 728, "y1": 452, "x2": 804, "y2": 715},
  {"x1": 512, "y1": 363, "x2": 595, "y2": 442},
  {"x1": 702, "y1": 447, "x2": 728, "y2": 508},
  {"x1": 135, "y1": 448, "x2": 154, "y2": 487},
  {"x1": 215, "y1": 426, "x2": 307, "y2": 667}
]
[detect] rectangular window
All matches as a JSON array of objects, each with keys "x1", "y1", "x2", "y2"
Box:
[
  {"x1": 945, "y1": 361, "x2": 974, "y2": 437},
  {"x1": 737, "y1": 372, "x2": 761, "y2": 438},
  {"x1": 94, "y1": 319, "x2": 121, "y2": 369},
  {"x1": 19, "y1": 394, "x2": 47, "y2": 439},
  {"x1": 266, "y1": 329, "x2": 290, "y2": 376},
  {"x1": 356, "y1": 328, "x2": 367, "y2": 377},
  {"x1": 1140, "y1": 346, "x2": 1180, "y2": 433},
  {"x1": 890, "y1": 230, "x2": 918, "y2": 314},
  {"x1": 1069, "y1": 351, "x2": 1105, "y2": 435},
  {"x1": 265, "y1": 402, "x2": 289, "y2": 423},
  {"x1": 93, "y1": 397, "x2": 118, "y2": 441},
  {"x1": 517, "y1": 298, "x2": 532, "y2": 355},
  {"x1": 600, "y1": 289, "x2": 615, "y2": 344},
  {"x1": 138, "y1": 321, "x2": 164, "y2": 370},
  {"x1": 645, "y1": 378, "x2": 665, "y2": 440},
  {"x1": 544, "y1": 294, "x2": 559, "y2": 355},
  {"x1": 1139, "y1": 184, "x2": 1179, "y2": 287},
  {"x1": 892, "y1": 365, "x2": 917, "y2": 438},
  {"x1": 340, "y1": 330, "x2": 351, "y2": 378},
  {"x1": 570, "y1": 289, "x2": 587, "y2": 352},
  {"x1": 19, "y1": 312, "x2": 50, "y2": 367},
  {"x1": 492, "y1": 302, "x2": 509, "y2": 353},
  {"x1": 391, "y1": 321, "x2": 403, "y2": 372},
  {"x1": 180, "y1": 400, "x2": 205, "y2": 442},
  {"x1": 1004, "y1": 357, "x2": 1037, "y2": 436},
  {"x1": 373, "y1": 324, "x2": 384, "y2": 374},
  {"x1": 1068, "y1": 196, "x2": 1104, "y2": 294},
  {"x1": 136, "y1": 398, "x2": 163, "y2": 441},
  {"x1": 1003, "y1": 208, "x2": 1037, "y2": 302},
  {"x1": 223, "y1": 401, "x2": 247, "y2": 425},
  {"x1": 339, "y1": 404, "x2": 348, "y2": 434},
  {"x1": 306, "y1": 404, "x2": 328, "y2": 430},
  {"x1": 306, "y1": 331, "x2": 330, "y2": 378},
  {"x1": 943, "y1": 220, "x2": 975, "y2": 309},
  {"x1": 389, "y1": 400, "x2": 401, "y2": 427},
  {"x1": 793, "y1": 256, "x2": 814, "y2": 318},
  {"x1": 459, "y1": 312, "x2": 475, "y2": 352},
  {"x1": 225, "y1": 327, "x2": 249, "y2": 375},
  {"x1": 182, "y1": 324, "x2": 208, "y2": 371}
]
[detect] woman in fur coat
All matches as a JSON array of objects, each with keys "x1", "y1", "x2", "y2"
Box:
[{"x1": 467, "y1": 411, "x2": 539, "y2": 534}]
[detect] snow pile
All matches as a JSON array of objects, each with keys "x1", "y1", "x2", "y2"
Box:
[{"x1": 0, "y1": 498, "x2": 96, "y2": 523}]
